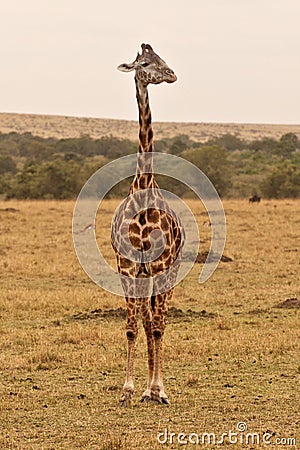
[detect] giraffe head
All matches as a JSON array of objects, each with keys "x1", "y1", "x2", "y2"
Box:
[{"x1": 118, "y1": 43, "x2": 177, "y2": 85}]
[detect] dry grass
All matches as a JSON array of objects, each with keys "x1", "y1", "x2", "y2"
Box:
[
  {"x1": 1, "y1": 112, "x2": 300, "y2": 142},
  {"x1": 0, "y1": 199, "x2": 299, "y2": 449}
]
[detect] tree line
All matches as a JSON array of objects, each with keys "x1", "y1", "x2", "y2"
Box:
[{"x1": 0, "y1": 131, "x2": 299, "y2": 199}]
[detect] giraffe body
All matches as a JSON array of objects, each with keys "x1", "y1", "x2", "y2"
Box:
[{"x1": 111, "y1": 44, "x2": 183, "y2": 405}]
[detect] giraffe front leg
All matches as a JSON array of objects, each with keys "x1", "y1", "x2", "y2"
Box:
[
  {"x1": 120, "y1": 299, "x2": 138, "y2": 406},
  {"x1": 150, "y1": 293, "x2": 170, "y2": 405},
  {"x1": 150, "y1": 330, "x2": 170, "y2": 404},
  {"x1": 140, "y1": 331, "x2": 154, "y2": 403}
]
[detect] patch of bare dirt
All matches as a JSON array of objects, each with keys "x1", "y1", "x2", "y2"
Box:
[
  {"x1": 274, "y1": 298, "x2": 300, "y2": 309},
  {"x1": 71, "y1": 307, "x2": 127, "y2": 322},
  {"x1": 69, "y1": 307, "x2": 216, "y2": 323},
  {"x1": 167, "y1": 307, "x2": 216, "y2": 321},
  {"x1": 0, "y1": 207, "x2": 19, "y2": 213},
  {"x1": 248, "y1": 308, "x2": 270, "y2": 315},
  {"x1": 195, "y1": 251, "x2": 233, "y2": 263}
]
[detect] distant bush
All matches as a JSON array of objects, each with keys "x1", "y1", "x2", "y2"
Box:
[
  {"x1": 9, "y1": 159, "x2": 82, "y2": 199},
  {"x1": 7, "y1": 156, "x2": 108, "y2": 199},
  {"x1": 277, "y1": 133, "x2": 299, "y2": 156},
  {"x1": 248, "y1": 133, "x2": 299, "y2": 157},
  {"x1": 247, "y1": 137, "x2": 278, "y2": 153},
  {"x1": 181, "y1": 145, "x2": 232, "y2": 196},
  {"x1": 0, "y1": 155, "x2": 17, "y2": 174},
  {"x1": 206, "y1": 133, "x2": 246, "y2": 151},
  {"x1": 260, "y1": 163, "x2": 300, "y2": 198}
]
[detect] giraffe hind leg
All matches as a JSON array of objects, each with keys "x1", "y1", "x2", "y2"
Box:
[
  {"x1": 140, "y1": 298, "x2": 154, "y2": 403},
  {"x1": 139, "y1": 293, "x2": 169, "y2": 404}
]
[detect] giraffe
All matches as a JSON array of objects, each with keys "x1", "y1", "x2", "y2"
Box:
[{"x1": 111, "y1": 43, "x2": 183, "y2": 405}]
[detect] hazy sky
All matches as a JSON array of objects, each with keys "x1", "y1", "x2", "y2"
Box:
[{"x1": 1, "y1": 0, "x2": 300, "y2": 123}]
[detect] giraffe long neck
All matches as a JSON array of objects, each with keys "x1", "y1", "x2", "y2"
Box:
[{"x1": 134, "y1": 77, "x2": 155, "y2": 183}]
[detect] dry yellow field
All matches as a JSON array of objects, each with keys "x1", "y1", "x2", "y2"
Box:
[
  {"x1": 0, "y1": 199, "x2": 299, "y2": 449},
  {"x1": 1, "y1": 112, "x2": 300, "y2": 142}
]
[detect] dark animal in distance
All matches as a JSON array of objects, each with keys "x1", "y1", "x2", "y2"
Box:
[{"x1": 249, "y1": 195, "x2": 261, "y2": 204}]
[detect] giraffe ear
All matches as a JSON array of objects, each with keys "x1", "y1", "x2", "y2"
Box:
[{"x1": 117, "y1": 62, "x2": 136, "y2": 72}]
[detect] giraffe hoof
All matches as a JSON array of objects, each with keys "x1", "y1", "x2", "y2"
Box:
[
  {"x1": 154, "y1": 396, "x2": 170, "y2": 405},
  {"x1": 119, "y1": 389, "x2": 133, "y2": 407},
  {"x1": 150, "y1": 391, "x2": 170, "y2": 405},
  {"x1": 161, "y1": 397, "x2": 170, "y2": 405},
  {"x1": 119, "y1": 397, "x2": 132, "y2": 407},
  {"x1": 140, "y1": 395, "x2": 151, "y2": 403}
]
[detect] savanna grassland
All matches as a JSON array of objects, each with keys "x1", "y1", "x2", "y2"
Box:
[{"x1": 0, "y1": 199, "x2": 299, "y2": 449}]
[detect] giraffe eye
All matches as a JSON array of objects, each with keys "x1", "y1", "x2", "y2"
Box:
[{"x1": 141, "y1": 62, "x2": 149, "y2": 67}]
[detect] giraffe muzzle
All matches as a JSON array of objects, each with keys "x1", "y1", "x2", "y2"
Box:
[{"x1": 165, "y1": 69, "x2": 177, "y2": 83}]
